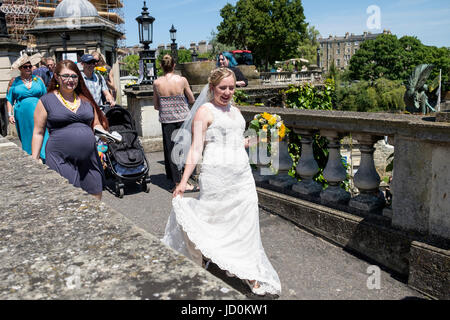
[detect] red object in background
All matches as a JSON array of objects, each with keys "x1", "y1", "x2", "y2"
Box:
[
  {"x1": 230, "y1": 50, "x2": 254, "y2": 65},
  {"x1": 231, "y1": 50, "x2": 252, "y2": 54}
]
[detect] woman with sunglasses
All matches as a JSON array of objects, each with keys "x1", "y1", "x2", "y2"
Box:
[
  {"x1": 6, "y1": 54, "x2": 48, "y2": 160},
  {"x1": 31, "y1": 60, "x2": 109, "y2": 200}
]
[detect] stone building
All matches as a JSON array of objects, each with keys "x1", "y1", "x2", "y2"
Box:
[
  {"x1": 26, "y1": 0, "x2": 124, "y2": 103},
  {"x1": 319, "y1": 30, "x2": 391, "y2": 72},
  {"x1": 2, "y1": 0, "x2": 124, "y2": 45}
]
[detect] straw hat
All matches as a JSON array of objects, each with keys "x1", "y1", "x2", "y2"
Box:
[{"x1": 11, "y1": 53, "x2": 43, "y2": 70}]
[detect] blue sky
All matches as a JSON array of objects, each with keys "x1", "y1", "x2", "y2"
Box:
[{"x1": 123, "y1": 0, "x2": 450, "y2": 48}]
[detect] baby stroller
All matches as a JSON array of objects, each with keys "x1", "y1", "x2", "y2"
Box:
[{"x1": 99, "y1": 106, "x2": 151, "y2": 198}]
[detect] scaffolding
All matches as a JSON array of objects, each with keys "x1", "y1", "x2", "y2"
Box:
[
  {"x1": 1, "y1": 0, "x2": 39, "y2": 45},
  {"x1": 0, "y1": 0, "x2": 125, "y2": 45}
]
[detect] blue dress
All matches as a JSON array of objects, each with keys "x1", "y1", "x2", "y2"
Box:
[
  {"x1": 6, "y1": 76, "x2": 48, "y2": 159},
  {"x1": 40, "y1": 92, "x2": 105, "y2": 195}
]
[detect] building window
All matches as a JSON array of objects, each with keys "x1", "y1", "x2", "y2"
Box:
[
  {"x1": 336, "y1": 49, "x2": 340, "y2": 55},
  {"x1": 337, "y1": 59, "x2": 340, "y2": 66}
]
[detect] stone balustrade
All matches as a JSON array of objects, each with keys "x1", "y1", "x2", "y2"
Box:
[
  {"x1": 240, "y1": 106, "x2": 450, "y2": 240},
  {"x1": 240, "y1": 106, "x2": 450, "y2": 299},
  {"x1": 259, "y1": 71, "x2": 323, "y2": 85}
]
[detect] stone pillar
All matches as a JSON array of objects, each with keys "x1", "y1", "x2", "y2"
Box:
[
  {"x1": 391, "y1": 136, "x2": 450, "y2": 238},
  {"x1": 269, "y1": 139, "x2": 296, "y2": 188},
  {"x1": 349, "y1": 134, "x2": 385, "y2": 213},
  {"x1": 252, "y1": 140, "x2": 271, "y2": 183},
  {"x1": 320, "y1": 130, "x2": 350, "y2": 206},
  {"x1": 292, "y1": 129, "x2": 322, "y2": 197}
]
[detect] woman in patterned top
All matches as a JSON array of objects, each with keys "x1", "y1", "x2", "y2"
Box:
[{"x1": 153, "y1": 54, "x2": 197, "y2": 192}]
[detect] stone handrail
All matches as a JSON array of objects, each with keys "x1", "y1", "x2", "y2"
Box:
[
  {"x1": 0, "y1": 137, "x2": 242, "y2": 299},
  {"x1": 239, "y1": 106, "x2": 450, "y2": 240}
]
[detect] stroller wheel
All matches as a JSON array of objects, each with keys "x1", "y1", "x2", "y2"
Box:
[
  {"x1": 142, "y1": 176, "x2": 151, "y2": 193},
  {"x1": 115, "y1": 182, "x2": 124, "y2": 198}
]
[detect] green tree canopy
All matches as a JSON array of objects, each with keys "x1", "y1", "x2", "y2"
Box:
[
  {"x1": 349, "y1": 34, "x2": 450, "y2": 90},
  {"x1": 297, "y1": 25, "x2": 320, "y2": 65},
  {"x1": 122, "y1": 54, "x2": 139, "y2": 77},
  {"x1": 216, "y1": 0, "x2": 308, "y2": 70}
]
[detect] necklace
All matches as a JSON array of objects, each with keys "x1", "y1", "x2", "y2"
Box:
[
  {"x1": 57, "y1": 91, "x2": 78, "y2": 111},
  {"x1": 21, "y1": 76, "x2": 33, "y2": 89}
]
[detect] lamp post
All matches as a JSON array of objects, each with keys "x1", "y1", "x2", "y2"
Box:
[
  {"x1": 60, "y1": 32, "x2": 70, "y2": 52},
  {"x1": 317, "y1": 47, "x2": 321, "y2": 69},
  {"x1": 191, "y1": 48, "x2": 198, "y2": 62},
  {"x1": 136, "y1": 1, "x2": 156, "y2": 85},
  {"x1": 169, "y1": 24, "x2": 178, "y2": 64}
]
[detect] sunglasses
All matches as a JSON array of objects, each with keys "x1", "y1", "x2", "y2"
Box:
[
  {"x1": 59, "y1": 74, "x2": 79, "y2": 80},
  {"x1": 86, "y1": 60, "x2": 99, "y2": 65},
  {"x1": 21, "y1": 65, "x2": 33, "y2": 70}
]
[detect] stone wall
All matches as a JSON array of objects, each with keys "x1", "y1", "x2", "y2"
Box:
[{"x1": 0, "y1": 136, "x2": 242, "y2": 299}]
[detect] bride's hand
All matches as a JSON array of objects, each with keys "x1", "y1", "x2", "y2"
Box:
[{"x1": 173, "y1": 182, "x2": 186, "y2": 198}]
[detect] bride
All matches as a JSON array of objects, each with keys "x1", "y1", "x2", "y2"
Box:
[{"x1": 162, "y1": 67, "x2": 281, "y2": 296}]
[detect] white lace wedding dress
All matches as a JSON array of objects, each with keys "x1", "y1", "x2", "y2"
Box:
[{"x1": 162, "y1": 102, "x2": 281, "y2": 296}]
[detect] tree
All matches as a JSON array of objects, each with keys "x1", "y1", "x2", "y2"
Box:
[
  {"x1": 216, "y1": 0, "x2": 308, "y2": 70},
  {"x1": 297, "y1": 25, "x2": 320, "y2": 65},
  {"x1": 208, "y1": 30, "x2": 235, "y2": 58},
  {"x1": 349, "y1": 34, "x2": 450, "y2": 90},
  {"x1": 122, "y1": 54, "x2": 139, "y2": 77}
]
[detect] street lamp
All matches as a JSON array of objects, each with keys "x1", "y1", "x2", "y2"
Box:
[
  {"x1": 136, "y1": 1, "x2": 156, "y2": 85},
  {"x1": 169, "y1": 24, "x2": 178, "y2": 64},
  {"x1": 191, "y1": 48, "x2": 198, "y2": 62}
]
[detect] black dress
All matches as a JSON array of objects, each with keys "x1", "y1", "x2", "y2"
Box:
[
  {"x1": 229, "y1": 66, "x2": 248, "y2": 87},
  {"x1": 41, "y1": 92, "x2": 105, "y2": 194}
]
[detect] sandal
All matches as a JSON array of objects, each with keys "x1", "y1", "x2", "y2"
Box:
[
  {"x1": 244, "y1": 279, "x2": 266, "y2": 296},
  {"x1": 184, "y1": 185, "x2": 200, "y2": 193}
]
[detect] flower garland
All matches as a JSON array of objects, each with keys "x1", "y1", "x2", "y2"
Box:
[{"x1": 249, "y1": 112, "x2": 289, "y2": 142}]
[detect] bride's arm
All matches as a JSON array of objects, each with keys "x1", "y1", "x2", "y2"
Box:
[{"x1": 173, "y1": 105, "x2": 212, "y2": 197}]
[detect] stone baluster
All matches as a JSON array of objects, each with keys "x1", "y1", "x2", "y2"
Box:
[
  {"x1": 320, "y1": 130, "x2": 350, "y2": 206},
  {"x1": 250, "y1": 137, "x2": 272, "y2": 183},
  {"x1": 292, "y1": 129, "x2": 322, "y2": 197},
  {"x1": 269, "y1": 138, "x2": 297, "y2": 188},
  {"x1": 349, "y1": 134, "x2": 386, "y2": 213}
]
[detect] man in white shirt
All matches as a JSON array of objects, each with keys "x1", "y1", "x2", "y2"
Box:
[{"x1": 80, "y1": 54, "x2": 115, "y2": 107}]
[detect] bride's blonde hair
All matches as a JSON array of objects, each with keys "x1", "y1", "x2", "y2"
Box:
[{"x1": 208, "y1": 67, "x2": 236, "y2": 101}]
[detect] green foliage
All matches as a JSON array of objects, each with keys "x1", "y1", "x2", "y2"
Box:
[
  {"x1": 233, "y1": 89, "x2": 250, "y2": 105},
  {"x1": 349, "y1": 34, "x2": 450, "y2": 91},
  {"x1": 208, "y1": 30, "x2": 236, "y2": 57},
  {"x1": 156, "y1": 49, "x2": 193, "y2": 76},
  {"x1": 335, "y1": 78, "x2": 406, "y2": 112},
  {"x1": 282, "y1": 79, "x2": 335, "y2": 110},
  {"x1": 217, "y1": 0, "x2": 308, "y2": 70},
  {"x1": 297, "y1": 26, "x2": 320, "y2": 64},
  {"x1": 122, "y1": 54, "x2": 139, "y2": 77}
]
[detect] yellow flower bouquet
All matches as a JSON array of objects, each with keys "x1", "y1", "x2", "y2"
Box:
[
  {"x1": 94, "y1": 66, "x2": 108, "y2": 78},
  {"x1": 249, "y1": 112, "x2": 289, "y2": 142}
]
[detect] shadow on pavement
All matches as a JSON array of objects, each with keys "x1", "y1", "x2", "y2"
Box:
[{"x1": 205, "y1": 261, "x2": 279, "y2": 300}]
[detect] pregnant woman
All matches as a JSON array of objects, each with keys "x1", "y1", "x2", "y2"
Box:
[{"x1": 31, "y1": 60, "x2": 109, "y2": 200}]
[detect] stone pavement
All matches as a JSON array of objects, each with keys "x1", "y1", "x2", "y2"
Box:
[{"x1": 102, "y1": 150, "x2": 428, "y2": 300}]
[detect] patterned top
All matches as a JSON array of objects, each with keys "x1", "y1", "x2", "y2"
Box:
[
  {"x1": 81, "y1": 71, "x2": 107, "y2": 106},
  {"x1": 158, "y1": 95, "x2": 190, "y2": 124}
]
